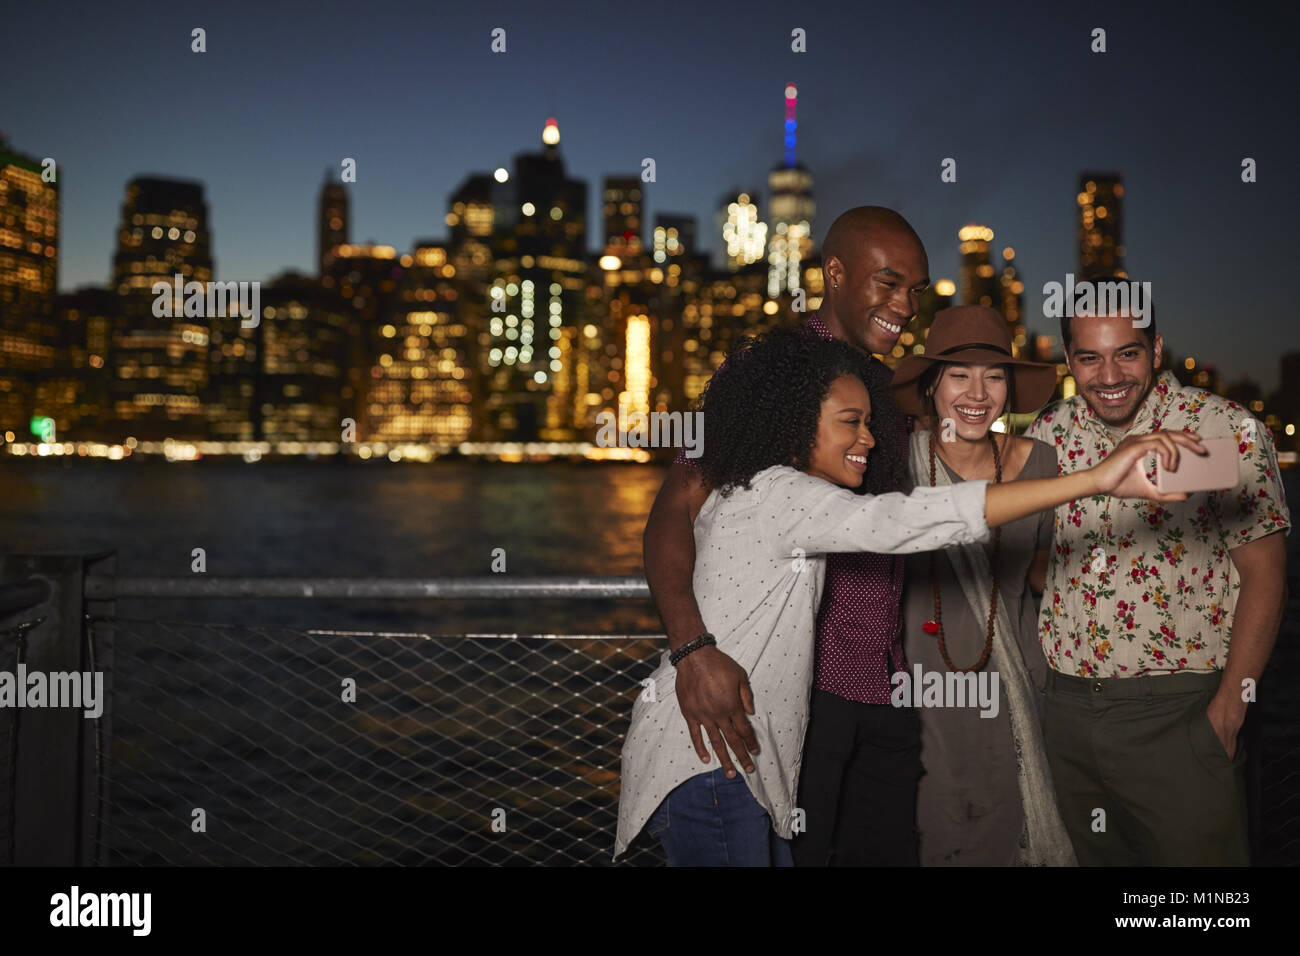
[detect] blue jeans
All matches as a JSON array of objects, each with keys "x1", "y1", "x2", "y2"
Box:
[{"x1": 646, "y1": 769, "x2": 794, "y2": 867}]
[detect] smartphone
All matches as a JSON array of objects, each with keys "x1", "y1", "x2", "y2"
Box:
[{"x1": 1155, "y1": 436, "x2": 1240, "y2": 494}]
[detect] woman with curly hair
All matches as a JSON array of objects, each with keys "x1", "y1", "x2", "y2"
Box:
[{"x1": 614, "y1": 325, "x2": 1203, "y2": 866}]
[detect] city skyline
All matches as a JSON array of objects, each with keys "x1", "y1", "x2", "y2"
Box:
[
  {"x1": 6, "y1": 134, "x2": 1294, "y2": 459},
  {"x1": 4, "y1": 1, "x2": 1296, "y2": 391}
]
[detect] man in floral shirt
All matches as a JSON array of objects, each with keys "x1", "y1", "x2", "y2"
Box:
[{"x1": 1026, "y1": 283, "x2": 1290, "y2": 865}]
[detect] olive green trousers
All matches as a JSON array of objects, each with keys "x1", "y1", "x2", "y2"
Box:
[{"x1": 1043, "y1": 669, "x2": 1249, "y2": 866}]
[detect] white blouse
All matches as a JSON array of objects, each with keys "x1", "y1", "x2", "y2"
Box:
[{"x1": 615, "y1": 464, "x2": 991, "y2": 858}]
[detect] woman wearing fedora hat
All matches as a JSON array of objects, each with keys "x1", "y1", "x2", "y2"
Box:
[{"x1": 891, "y1": 305, "x2": 1076, "y2": 866}]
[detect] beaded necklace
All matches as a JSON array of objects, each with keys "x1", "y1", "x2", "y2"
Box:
[{"x1": 922, "y1": 430, "x2": 1002, "y2": 673}]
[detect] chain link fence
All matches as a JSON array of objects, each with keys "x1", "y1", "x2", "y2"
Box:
[
  {"x1": 87, "y1": 616, "x2": 667, "y2": 866},
  {"x1": 2, "y1": 581, "x2": 1296, "y2": 867},
  {"x1": 1262, "y1": 761, "x2": 1300, "y2": 864},
  {"x1": 78, "y1": 612, "x2": 1300, "y2": 867}
]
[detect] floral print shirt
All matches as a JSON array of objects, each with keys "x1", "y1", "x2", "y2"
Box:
[{"x1": 1025, "y1": 371, "x2": 1291, "y2": 677}]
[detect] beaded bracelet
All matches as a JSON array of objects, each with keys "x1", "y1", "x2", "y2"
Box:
[{"x1": 669, "y1": 631, "x2": 717, "y2": 667}]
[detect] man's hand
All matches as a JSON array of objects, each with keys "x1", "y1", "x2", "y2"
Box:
[
  {"x1": 674, "y1": 645, "x2": 759, "y2": 777},
  {"x1": 643, "y1": 461, "x2": 760, "y2": 774},
  {"x1": 1206, "y1": 692, "x2": 1247, "y2": 760}
]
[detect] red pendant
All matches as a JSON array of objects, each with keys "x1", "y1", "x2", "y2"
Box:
[{"x1": 922, "y1": 620, "x2": 939, "y2": 635}]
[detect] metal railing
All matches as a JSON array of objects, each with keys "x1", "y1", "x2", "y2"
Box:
[
  {"x1": 86, "y1": 616, "x2": 664, "y2": 866},
  {"x1": 3, "y1": 560, "x2": 1300, "y2": 866},
  {"x1": 4, "y1": 563, "x2": 671, "y2": 866},
  {"x1": 82, "y1": 576, "x2": 652, "y2": 601}
]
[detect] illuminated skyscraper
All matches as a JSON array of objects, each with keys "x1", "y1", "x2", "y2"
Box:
[
  {"x1": 0, "y1": 137, "x2": 58, "y2": 325},
  {"x1": 445, "y1": 174, "x2": 496, "y2": 441},
  {"x1": 998, "y1": 246, "x2": 1027, "y2": 355},
  {"x1": 317, "y1": 174, "x2": 349, "y2": 276},
  {"x1": 322, "y1": 241, "x2": 402, "y2": 440},
  {"x1": 0, "y1": 136, "x2": 59, "y2": 434},
  {"x1": 481, "y1": 119, "x2": 588, "y2": 440},
  {"x1": 766, "y1": 83, "x2": 815, "y2": 298},
  {"x1": 653, "y1": 214, "x2": 696, "y2": 264},
  {"x1": 206, "y1": 293, "x2": 261, "y2": 442},
  {"x1": 649, "y1": 219, "x2": 706, "y2": 421},
  {"x1": 580, "y1": 213, "x2": 712, "y2": 448},
  {"x1": 368, "y1": 242, "x2": 476, "y2": 447},
  {"x1": 603, "y1": 176, "x2": 643, "y2": 257},
  {"x1": 1078, "y1": 172, "x2": 1126, "y2": 279},
  {"x1": 447, "y1": 173, "x2": 496, "y2": 247},
  {"x1": 253, "y1": 272, "x2": 350, "y2": 443},
  {"x1": 958, "y1": 224, "x2": 998, "y2": 308},
  {"x1": 112, "y1": 177, "x2": 212, "y2": 298},
  {"x1": 511, "y1": 118, "x2": 587, "y2": 259},
  {"x1": 800, "y1": 254, "x2": 825, "y2": 312},
  {"x1": 49, "y1": 286, "x2": 114, "y2": 438},
  {"x1": 56, "y1": 287, "x2": 114, "y2": 372},
  {"x1": 109, "y1": 176, "x2": 213, "y2": 440},
  {"x1": 589, "y1": 269, "x2": 652, "y2": 431},
  {"x1": 719, "y1": 190, "x2": 767, "y2": 271},
  {"x1": 680, "y1": 264, "x2": 769, "y2": 401}
]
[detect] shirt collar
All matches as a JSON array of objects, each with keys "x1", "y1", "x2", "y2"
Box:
[
  {"x1": 805, "y1": 310, "x2": 834, "y2": 341},
  {"x1": 1073, "y1": 370, "x2": 1182, "y2": 438},
  {"x1": 805, "y1": 309, "x2": 895, "y2": 384}
]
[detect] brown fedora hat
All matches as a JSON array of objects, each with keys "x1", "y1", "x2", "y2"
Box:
[{"x1": 890, "y1": 305, "x2": 1057, "y2": 418}]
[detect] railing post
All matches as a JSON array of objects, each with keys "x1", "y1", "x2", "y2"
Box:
[
  {"x1": 1, "y1": 551, "x2": 114, "y2": 866},
  {"x1": 0, "y1": 569, "x2": 51, "y2": 865},
  {"x1": 83, "y1": 551, "x2": 116, "y2": 867}
]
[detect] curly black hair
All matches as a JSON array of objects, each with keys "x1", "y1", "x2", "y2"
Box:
[{"x1": 694, "y1": 325, "x2": 906, "y2": 498}]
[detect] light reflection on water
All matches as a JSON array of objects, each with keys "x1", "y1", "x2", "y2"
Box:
[
  {"x1": 2, "y1": 463, "x2": 1297, "y2": 641},
  {"x1": 0, "y1": 459, "x2": 666, "y2": 634}
]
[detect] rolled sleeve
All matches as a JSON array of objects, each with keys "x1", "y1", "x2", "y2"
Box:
[{"x1": 1217, "y1": 420, "x2": 1292, "y2": 546}]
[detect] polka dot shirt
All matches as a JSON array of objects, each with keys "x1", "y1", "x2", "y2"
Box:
[{"x1": 617, "y1": 464, "x2": 990, "y2": 858}]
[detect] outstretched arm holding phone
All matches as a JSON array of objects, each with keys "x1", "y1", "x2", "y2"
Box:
[{"x1": 644, "y1": 428, "x2": 1205, "y2": 777}]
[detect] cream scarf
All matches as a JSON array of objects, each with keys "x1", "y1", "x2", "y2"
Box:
[{"x1": 908, "y1": 430, "x2": 1076, "y2": 866}]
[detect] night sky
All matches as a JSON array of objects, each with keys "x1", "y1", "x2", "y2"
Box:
[{"x1": 5, "y1": 0, "x2": 1297, "y2": 389}]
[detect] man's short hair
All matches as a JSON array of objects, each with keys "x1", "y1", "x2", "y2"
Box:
[{"x1": 1059, "y1": 275, "x2": 1158, "y2": 353}]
